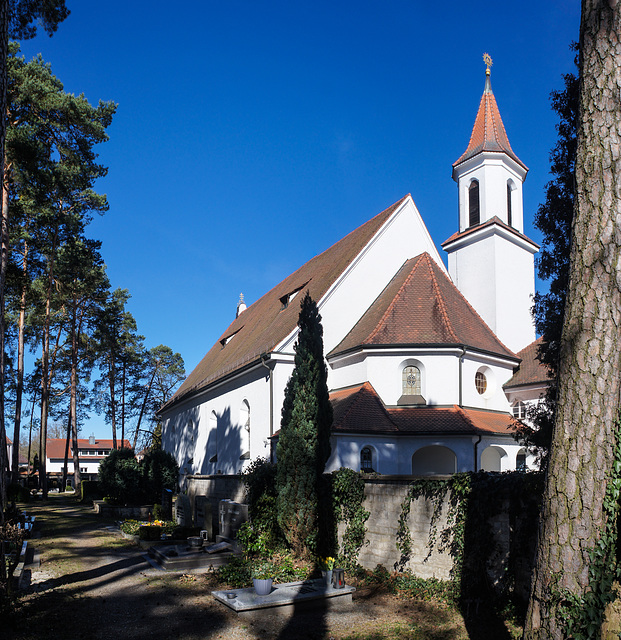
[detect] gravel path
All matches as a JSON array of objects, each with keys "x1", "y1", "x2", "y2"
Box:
[{"x1": 4, "y1": 496, "x2": 469, "y2": 640}]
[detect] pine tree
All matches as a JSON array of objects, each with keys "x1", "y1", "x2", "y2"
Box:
[
  {"x1": 276, "y1": 292, "x2": 333, "y2": 557},
  {"x1": 131, "y1": 345, "x2": 185, "y2": 451},
  {"x1": 0, "y1": 0, "x2": 69, "y2": 516}
]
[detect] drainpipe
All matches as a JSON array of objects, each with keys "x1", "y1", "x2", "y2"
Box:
[
  {"x1": 473, "y1": 434, "x2": 482, "y2": 472},
  {"x1": 458, "y1": 346, "x2": 467, "y2": 408},
  {"x1": 260, "y1": 354, "x2": 274, "y2": 462}
]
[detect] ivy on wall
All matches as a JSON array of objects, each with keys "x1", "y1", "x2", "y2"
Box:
[
  {"x1": 331, "y1": 468, "x2": 370, "y2": 567},
  {"x1": 396, "y1": 471, "x2": 544, "y2": 614}
]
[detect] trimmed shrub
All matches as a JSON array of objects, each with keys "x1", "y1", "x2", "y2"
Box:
[
  {"x1": 98, "y1": 448, "x2": 142, "y2": 505},
  {"x1": 140, "y1": 450, "x2": 179, "y2": 504},
  {"x1": 7, "y1": 483, "x2": 30, "y2": 503},
  {"x1": 80, "y1": 480, "x2": 102, "y2": 502}
]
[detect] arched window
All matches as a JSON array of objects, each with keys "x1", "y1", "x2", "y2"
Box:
[
  {"x1": 240, "y1": 400, "x2": 250, "y2": 460},
  {"x1": 412, "y1": 446, "x2": 457, "y2": 475},
  {"x1": 512, "y1": 400, "x2": 527, "y2": 419},
  {"x1": 481, "y1": 446, "x2": 506, "y2": 472},
  {"x1": 209, "y1": 411, "x2": 218, "y2": 463},
  {"x1": 516, "y1": 448, "x2": 527, "y2": 471},
  {"x1": 187, "y1": 420, "x2": 195, "y2": 465},
  {"x1": 469, "y1": 180, "x2": 480, "y2": 227},
  {"x1": 360, "y1": 446, "x2": 374, "y2": 472},
  {"x1": 402, "y1": 365, "x2": 421, "y2": 396},
  {"x1": 506, "y1": 181, "x2": 513, "y2": 227}
]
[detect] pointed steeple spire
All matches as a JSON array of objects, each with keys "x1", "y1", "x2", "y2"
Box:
[{"x1": 453, "y1": 54, "x2": 527, "y2": 176}]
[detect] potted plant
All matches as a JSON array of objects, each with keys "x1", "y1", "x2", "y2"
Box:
[
  {"x1": 252, "y1": 561, "x2": 274, "y2": 595},
  {"x1": 318, "y1": 556, "x2": 335, "y2": 586}
]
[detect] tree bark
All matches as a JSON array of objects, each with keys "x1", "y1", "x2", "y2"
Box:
[
  {"x1": 12, "y1": 238, "x2": 28, "y2": 483},
  {"x1": 62, "y1": 412, "x2": 71, "y2": 491},
  {"x1": 0, "y1": 0, "x2": 9, "y2": 518},
  {"x1": 108, "y1": 357, "x2": 117, "y2": 449},
  {"x1": 524, "y1": 2, "x2": 621, "y2": 638},
  {"x1": 70, "y1": 299, "x2": 82, "y2": 490}
]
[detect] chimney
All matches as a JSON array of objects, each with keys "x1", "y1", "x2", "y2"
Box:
[
  {"x1": 89, "y1": 434, "x2": 95, "y2": 445},
  {"x1": 236, "y1": 293, "x2": 246, "y2": 318}
]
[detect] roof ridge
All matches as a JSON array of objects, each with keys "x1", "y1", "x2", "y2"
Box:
[
  {"x1": 424, "y1": 255, "x2": 460, "y2": 343},
  {"x1": 455, "y1": 405, "x2": 478, "y2": 431},
  {"x1": 365, "y1": 254, "x2": 426, "y2": 344},
  {"x1": 335, "y1": 381, "x2": 393, "y2": 429}
]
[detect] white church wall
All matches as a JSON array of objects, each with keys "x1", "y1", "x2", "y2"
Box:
[
  {"x1": 327, "y1": 351, "x2": 368, "y2": 391},
  {"x1": 447, "y1": 232, "x2": 498, "y2": 336},
  {"x1": 279, "y1": 197, "x2": 446, "y2": 359},
  {"x1": 163, "y1": 364, "x2": 276, "y2": 477},
  {"x1": 492, "y1": 236, "x2": 536, "y2": 353},
  {"x1": 328, "y1": 433, "x2": 526, "y2": 475},
  {"x1": 365, "y1": 351, "x2": 460, "y2": 406},
  {"x1": 447, "y1": 230, "x2": 535, "y2": 354},
  {"x1": 460, "y1": 354, "x2": 514, "y2": 411}
]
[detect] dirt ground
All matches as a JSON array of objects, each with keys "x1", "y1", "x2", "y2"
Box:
[{"x1": 3, "y1": 495, "x2": 485, "y2": 640}]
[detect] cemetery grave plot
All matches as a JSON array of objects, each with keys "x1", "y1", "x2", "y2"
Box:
[{"x1": 212, "y1": 578, "x2": 356, "y2": 617}]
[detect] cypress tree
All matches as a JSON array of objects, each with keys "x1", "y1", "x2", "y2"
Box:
[{"x1": 276, "y1": 292, "x2": 333, "y2": 557}]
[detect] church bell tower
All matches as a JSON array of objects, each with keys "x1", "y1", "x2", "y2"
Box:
[{"x1": 442, "y1": 55, "x2": 538, "y2": 354}]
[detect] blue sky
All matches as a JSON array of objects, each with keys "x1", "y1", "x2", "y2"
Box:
[{"x1": 18, "y1": 1, "x2": 580, "y2": 439}]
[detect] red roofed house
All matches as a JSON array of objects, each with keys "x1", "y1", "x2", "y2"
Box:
[
  {"x1": 160, "y1": 65, "x2": 546, "y2": 486},
  {"x1": 46, "y1": 436, "x2": 131, "y2": 487}
]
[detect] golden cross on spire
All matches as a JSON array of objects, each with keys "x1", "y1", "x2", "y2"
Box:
[{"x1": 483, "y1": 53, "x2": 493, "y2": 73}]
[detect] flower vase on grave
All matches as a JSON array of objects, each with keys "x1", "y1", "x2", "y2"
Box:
[
  {"x1": 322, "y1": 570, "x2": 333, "y2": 587},
  {"x1": 253, "y1": 578, "x2": 273, "y2": 596}
]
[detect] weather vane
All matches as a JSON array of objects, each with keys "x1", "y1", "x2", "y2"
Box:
[{"x1": 483, "y1": 53, "x2": 493, "y2": 72}]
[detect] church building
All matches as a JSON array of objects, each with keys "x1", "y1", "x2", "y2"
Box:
[{"x1": 160, "y1": 63, "x2": 545, "y2": 487}]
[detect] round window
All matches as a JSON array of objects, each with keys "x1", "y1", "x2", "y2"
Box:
[{"x1": 475, "y1": 371, "x2": 487, "y2": 395}]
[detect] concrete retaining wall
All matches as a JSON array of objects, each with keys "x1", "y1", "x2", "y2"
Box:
[{"x1": 355, "y1": 477, "x2": 454, "y2": 579}]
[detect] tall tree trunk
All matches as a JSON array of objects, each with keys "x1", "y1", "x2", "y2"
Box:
[
  {"x1": 121, "y1": 360, "x2": 126, "y2": 448},
  {"x1": 27, "y1": 391, "x2": 35, "y2": 481},
  {"x1": 0, "y1": 0, "x2": 9, "y2": 518},
  {"x1": 108, "y1": 357, "x2": 117, "y2": 449},
  {"x1": 133, "y1": 366, "x2": 157, "y2": 450},
  {"x1": 12, "y1": 241, "x2": 28, "y2": 483},
  {"x1": 70, "y1": 301, "x2": 81, "y2": 490},
  {"x1": 62, "y1": 412, "x2": 71, "y2": 491},
  {"x1": 524, "y1": 2, "x2": 621, "y2": 638},
  {"x1": 40, "y1": 238, "x2": 58, "y2": 499}
]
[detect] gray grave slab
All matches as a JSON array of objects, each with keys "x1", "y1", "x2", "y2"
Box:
[
  {"x1": 161, "y1": 489, "x2": 172, "y2": 520},
  {"x1": 194, "y1": 496, "x2": 212, "y2": 539},
  {"x1": 148, "y1": 543, "x2": 236, "y2": 571},
  {"x1": 212, "y1": 578, "x2": 355, "y2": 617},
  {"x1": 204, "y1": 541, "x2": 231, "y2": 554},
  {"x1": 175, "y1": 495, "x2": 191, "y2": 526}
]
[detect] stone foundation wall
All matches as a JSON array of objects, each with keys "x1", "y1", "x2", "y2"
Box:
[
  {"x1": 184, "y1": 472, "x2": 536, "y2": 598},
  {"x1": 352, "y1": 477, "x2": 454, "y2": 579},
  {"x1": 185, "y1": 474, "x2": 244, "y2": 534}
]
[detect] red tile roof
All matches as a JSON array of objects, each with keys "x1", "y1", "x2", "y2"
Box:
[
  {"x1": 331, "y1": 382, "x2": 516, "y2": 436},
  {"x1": 329, "y1": 252, "x2": 516, "y2": 360},
  {"x1": 163, "y1": 195, "x2": 411, "y2": 411},
  {"x1": 46, "y1": 438, "x2": 131, "y2": 459},
  {"x1": 504, "y1": 337, "x2": 554, "y2": 389},
  {"x1": 441, "y1": 216, "x2": 539, "y2": 250},
  {"x1": 453, "y1": 71, "x2": 527, "y2": 174}
]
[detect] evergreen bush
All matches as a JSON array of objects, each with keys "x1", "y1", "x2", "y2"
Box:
[
  {"x1": 140, "y1": 449, "x2": 178, "y2": 504},
  {"x1": 98, "y1": 448, "x2": 142, "y2": 505},
  {"x1": 276, "y1": 293, "x2": 334, "y2": 557},
  {"x1": 80, "y1": 480, "x2": 101, "y2": 502}
]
